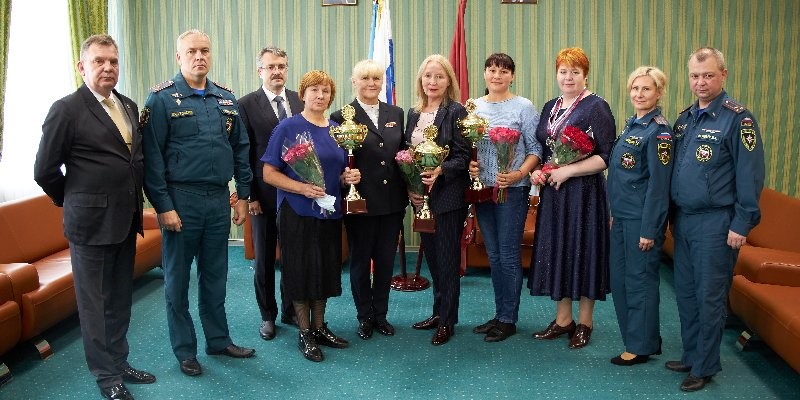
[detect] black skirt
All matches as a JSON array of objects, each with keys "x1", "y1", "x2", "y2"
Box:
[{"x1": 277, "y1": 201, "x2": 343, "y2": 300}]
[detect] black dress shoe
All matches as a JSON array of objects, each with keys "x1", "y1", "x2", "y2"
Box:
[
  {"x1": 484, "y1": 322, "x2": 516, "y2": 342},
  {"x1": 665, "y1": 360, "x2": 692, "y2": 372},
  {"x1": 179, "y1": 358, "x2": 202, "y2": 377},
  {"x1": 281, "y1": 314, "x2": 298, "y2": 326},
  {"x1": 533, "y1": 320, "x2": 576, "y2": 340},
  {"x1": 412, "y1": 315, "x2": 440, "y2": 330},
  {"x1": 259, "y1": 320, "x2": 276, "y2": 340},
  {"x1": 375, "y1": 320, "x2": 395, "y2": 336},
  {"x1": 473, "y1": 318, "x2": 499, "y2": 334},
  {"x1": 680, "y1": 374, "x2": 712, "y2": 392},
  {"x1": 100, "y1": 383, "x2": 133, "y2": 400},
  {"x1": 313, "y1": 323, "x2": 349, "y2": 348},
  {"x1": 298, "y1": 329, "x2": 324, "y2": 362},
  {"x1": 610, "y1": 354, "x2": 650, "y2": 366},
  {"x1": 120, "y1": 366, "x2": 156, "y2": 384},
  {"x1": 206, "y1": 344, "x2": 255, "y2": 358},
  {"x1": 568, "y1": 324, "x2": 592, "y2": 348},
  {"x1": 357, "y1": 320, "x2": 374, "y2": 340},
  {"x1": 431, "y1": 326, "x2": 454, "y2": 346}
]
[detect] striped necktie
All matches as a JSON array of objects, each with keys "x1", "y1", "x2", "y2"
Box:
[
  {"x1": 274, "y1": 95, "x2": 288, "y2": 121},
  {"x1": 101, "y1": 98, "x2": 132, "y2": 152}
]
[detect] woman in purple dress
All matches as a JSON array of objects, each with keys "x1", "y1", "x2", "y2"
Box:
[{"x1": 528, "y1": 47, "x2": 615, "y2": 349}]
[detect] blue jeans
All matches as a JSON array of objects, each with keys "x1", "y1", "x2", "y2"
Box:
[{"x1": 475, "y1": 186, "x2": 529, "y2": 324}]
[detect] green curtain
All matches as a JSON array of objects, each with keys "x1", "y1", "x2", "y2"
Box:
[
  {"x1": 0, "y1": 0, "x2": 11, "y2": 162},
  {"x1": 68, "y1": 0, "x2": 107, "y2": 87}
]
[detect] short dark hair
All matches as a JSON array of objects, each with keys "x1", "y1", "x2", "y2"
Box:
[
  {"x1": 80, "y1": 34, "x2": 118, "y2": 61},
  {"x1": 484, "y1": 53, "x2": 515, "y2": 73}
]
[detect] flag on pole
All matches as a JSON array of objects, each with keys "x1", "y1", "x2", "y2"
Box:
[
  {"x1": 369, "y1": 0, "x2": 396, "y2": 105},
  {"x1": 449, "y1": 0, "x2": 469, "y2": 103}
]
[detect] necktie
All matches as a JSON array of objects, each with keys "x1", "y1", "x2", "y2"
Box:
[
  {"x1": 101, "y1": 98, "x2": 132, "y2": 152},
  {"x1": 274, "y1": 95, "x2": 288, "y2": 121}
]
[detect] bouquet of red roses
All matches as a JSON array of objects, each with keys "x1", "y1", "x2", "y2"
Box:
[
  {"x1": 488, "y1": 126, "x2": 521, "y2": 203},
  {"x1": 282, "y1": 132, "x2": 335, "y2": 214},
  {"x1": 534, "y1": 125, "x2": 594, "y2": 186},
  {"x1": 395, "y1": 149, "x2": 425, "y2": 197}
]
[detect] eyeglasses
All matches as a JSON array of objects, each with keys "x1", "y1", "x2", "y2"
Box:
[{"x1": 260, "y1": 64, "x2": 287, "y2": 72}]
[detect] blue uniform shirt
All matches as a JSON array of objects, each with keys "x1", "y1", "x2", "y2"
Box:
[
  {"x1": 670, "y1": 91, "x2": 764, "y2": 236},
  {"x1": 608, "y1": 107, "x2": 673, "y2": 239},
  {"x1": 141, "y1": 72, "x2": 252, "y2": 213}
]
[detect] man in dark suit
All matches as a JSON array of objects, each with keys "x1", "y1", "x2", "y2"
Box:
[
  {"x1": 238, "y1": 46, "x2": 302, "y2": 340},
  {"x1": 34, "y1": 34, "x2": 154, "y2": 400}
]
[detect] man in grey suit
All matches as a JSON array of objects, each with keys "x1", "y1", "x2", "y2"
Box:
[
  {"x1": 34, "y1": 34, "x2": 154, "y2": 400},
  {"x1": 238, "y1": 45, "x2": 302, "y2": 340}
]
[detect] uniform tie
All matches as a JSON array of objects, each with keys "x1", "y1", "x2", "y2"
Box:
[
  {"x1": 101, "y1": 98, "x2": 132, "y2": 152},
  {"x1": 274, "y1": 95, "x2": 288, "y2": 121}
]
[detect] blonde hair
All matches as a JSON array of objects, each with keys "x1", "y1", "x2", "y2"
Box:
[
  {"x1": 351, "y1": 59, "x2": 385, "y2": 90},
  {"x1": 689, "y1": 47, "x2": 726, "y2": 71},
  {"x1": 412, "y1": 54, "x2": 460, "y2": 112},
  {"x1": 299, "y1": 70, "x2": 336, "y2": 108},
  {"x1": 626, "y1": 66, "x2": 667, "y2": 98}
]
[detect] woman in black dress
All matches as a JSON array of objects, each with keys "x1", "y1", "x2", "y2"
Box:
[{"x1": 528, "y1": 47, "x2": 615, "y2": 349}]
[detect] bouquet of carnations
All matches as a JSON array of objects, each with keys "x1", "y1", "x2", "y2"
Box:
[
  {"x1": 488, "y1": 126, "x2": 521, "y2": 203},
  {"x1": 534, "y1": 125, "x2": 594, "y2": 187},
  {"x1": 395, "y1": 149, "x2": 425, "y2": 197},
  {"x1": 282, "y1": 132, "x2": 336, "y2": 214}
]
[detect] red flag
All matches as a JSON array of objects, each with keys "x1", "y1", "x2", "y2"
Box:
[{"x1": 449, "y1": 0, "x2": 469, "y2": 103}]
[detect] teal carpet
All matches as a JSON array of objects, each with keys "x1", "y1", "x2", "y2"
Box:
[{"x1": 2, "y1": 247, "x2": 798, "y2": 399}]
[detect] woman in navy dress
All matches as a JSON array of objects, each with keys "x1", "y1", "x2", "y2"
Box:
[{"x1": 528, "y1": 47, "x2": 615, "y2": 349}]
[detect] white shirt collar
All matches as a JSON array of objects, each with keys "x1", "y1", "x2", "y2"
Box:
[{"x1": 263, "y1": 87, "x2": 287, "y2": 103}]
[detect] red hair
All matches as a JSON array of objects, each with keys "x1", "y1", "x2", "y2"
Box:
[{"x1": 555, "y1": 47, "x2": 590, "y2": 76}]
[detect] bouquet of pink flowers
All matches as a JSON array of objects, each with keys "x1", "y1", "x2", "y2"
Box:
[
  {"x1": 488, "y1": 126, "x2": 521, "y2": 203},
  {"x1": 282, "y1": 132, "x2": 335, "y2": 214},
  {"x1": 395, "y1": 149, "x2": 425, "y2": 196},
  {"x1": 535, "y1": 125, "x2": 594, "y2": 185}
]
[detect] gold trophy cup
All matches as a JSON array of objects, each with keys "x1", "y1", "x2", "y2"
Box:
[
  {"x1": 458, "y1": 99, "x2": 492, "y2": 203},
  {"x1": 330, "y1": 104, "x2": 368, "y2": 214},
  {"x1": 409, "y1": 125, "x2": 450, "y2": 233}
]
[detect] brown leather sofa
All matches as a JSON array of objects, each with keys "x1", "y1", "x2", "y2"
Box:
[
  {"x1": 465, "y1": 196, "x2": 538, "y2": 268},
  {"x1": 0, "y1": 195, "x2": 162, "y2": 366},
  {"x1": 662, "y1": 188, "x2": 800, "y2": 373}
]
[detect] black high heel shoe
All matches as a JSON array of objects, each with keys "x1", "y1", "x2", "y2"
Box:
[{"x1": 610, "y1": 354, "x2": 651, "y2": 366}]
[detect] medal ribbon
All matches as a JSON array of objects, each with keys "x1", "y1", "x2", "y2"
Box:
[{"x1": 546, "y1": 88, "x2": 587, "y2": 140}]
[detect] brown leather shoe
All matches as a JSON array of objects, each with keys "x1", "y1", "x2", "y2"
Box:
[
  {"x1": 680, "y1": 375, "x2": 712, "y2": 392},
  {"x1": 568, "y1": 324, "x2": 592, "y2": 348},
  {"x1": 532, "y1": 320, "x2": 576, "y2": 340},
  {"x1": 431, "y1": 326, "x2": 454, "y2": 346},
  {"x1": 412, "y1": 315, "x2": 440, "y2": 330}
]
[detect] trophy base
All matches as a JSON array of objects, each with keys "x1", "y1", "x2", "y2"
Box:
[
  {"x1": 464, "y1": 187, "x2": 493, "y2": 204},
  {"x1": 345, "y1": 199, "x2": 368, "y2": 214},
  {"x1": 413, "y1": 216, "x2": 436, "y2": 233},
  {"x1": 390, "y1": 273, "x2": 430, "y2": 292}
]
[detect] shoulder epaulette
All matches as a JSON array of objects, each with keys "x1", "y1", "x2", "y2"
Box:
[
  {"x1": 679, "y1": 104, "x2": 692, "y2": 114},
  {"x1": 150, "y1": 80, "x2": 174, "y2": 92},
  {"x1": 213, "y1": 81, "x2": 234, "y2": 93},
  {"x1": 722, "y1": 99, "x2": 745, "y2": 113},
  {"x1": 654, "y1": 114, "x2": 670, "y2": 126}
]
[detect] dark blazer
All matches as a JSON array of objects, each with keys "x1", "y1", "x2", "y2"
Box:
[
  {"x1": 34, "y1": 84, "x2": 143, "y2": 245},
  {"x1": 331, "y1": 99, "x2": 408, "y2": 216},
  {"x1": 404, "y1": 101, "x2": 470, "y2": 215},
  {"x1": 238, "y1": 88, "x2": 303, "y2": 208}
]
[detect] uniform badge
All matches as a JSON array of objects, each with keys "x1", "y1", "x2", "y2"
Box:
[
  {"x1": 225, "y1": 117, "x2": 233, "y2": 135},
  {"x1": 150, "y1": 80, "x2": 174, "y2": 92},
  {"x1": 624, "y1": 136, "x2": 641, "y2": 147},
  {"x1": 621, "y1": 153, "x2": 636, "y2": 169},
  {"x1": 218, "y1": 99, "x2": 234, "y2": 106},
  {"x1": 139, "y1": 107, "x2": 151, "y2": 127},
  {"x1": 741, "y1": 117, "x2": 754, "y2": 127},
  {"x1": 674, "y1": 124, "x2": 687, "y2": 139},
  {"x1": 221, "y1": 109, "x2": 238, "y2": 116},
  {"x1": 696, "y1": 144, "x2": 712, "y2": 162},
  {"x1": 656, "y1": 132, "x2": 672, "y2": 140},
  {"x1": 170, "y1": 110, "x2": 194, "y2": 118},
  {"x1": 385, "y1": 121, "x2": 396, "y2": 128},
  {"x1": 657, "y1": 142, "x2": 671, "y2": 165},
  {"x1": 740, "y1": 128, "x2": 757, "y2": 151}
]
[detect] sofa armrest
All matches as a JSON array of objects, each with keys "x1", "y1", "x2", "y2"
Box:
[
  {"x1": 143, "y1": 208, "x2": 160, "y2": 231},
  {"x1": 0, "y1": 273, "x2": 13, "y2": 304},
  {"x1": 735, "y1": 247, "x2": 800, "y2": 287},
  {"x1": 0, "y1": 263, "x2": 41, "y2": 305}
]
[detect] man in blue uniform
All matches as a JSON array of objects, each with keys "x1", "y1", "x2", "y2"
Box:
[
  {"x1": 667, "y1": 47, "x2": 765, "y2": 392},
  {"x1": 141, "y1": 29, "x2": 254, "y2": 377}
]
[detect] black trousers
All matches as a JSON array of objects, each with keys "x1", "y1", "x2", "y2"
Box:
[
  {"x1": 70, "y1": 226, "x2": 136, "y2": 389},
  {"x1": 420, "y1": 206, "x2": 468, "y2": 327},
  {"x1": 344, "y1": 211, "x2": 404, "y2": 322},
  {"x1": 251, "y1": 180, "x2": 293, "y2": 321}
]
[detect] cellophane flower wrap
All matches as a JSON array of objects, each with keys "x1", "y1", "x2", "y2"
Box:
[
  {"x1": 395, "y1": 149, "x2": 425, "y2": 196},
  {"x1": 281, "y1": 132, "x2": 336, "y2": 214},
  {"x1": 488, "y1": 126, "x2": 521, "y2": 203},
  {"x1": 535, "y1": 125, "x2": 594, "y2": 185}
]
